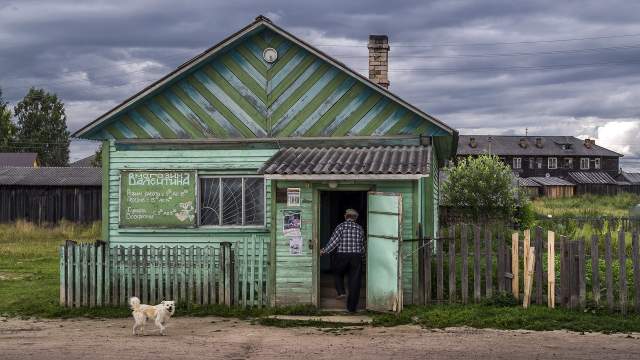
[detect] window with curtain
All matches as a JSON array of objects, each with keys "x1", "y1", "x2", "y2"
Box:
[{"x1": 199, "y1": 177, "x2": 265, "y2": 226}]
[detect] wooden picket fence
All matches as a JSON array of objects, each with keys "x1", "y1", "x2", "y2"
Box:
[
  {"x1": 420, "y1": 224, "x2": 640, "y2": 313},
  {"x1": 59, "y1": 235, "x2": 269, "y2": 308}
]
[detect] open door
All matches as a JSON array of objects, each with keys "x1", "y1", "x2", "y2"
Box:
[{"x1": 366, "y1": 192, "x2": 402, "y2": 312}]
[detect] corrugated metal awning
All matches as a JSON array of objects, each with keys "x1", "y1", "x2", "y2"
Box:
[
  {"x1": 568, "y1": 171, "x2": 617, "y2": 184},
  {"x1": 529, "y1": 176, "x2": 574, "y2": 186},
  {"x1": 518, "y1": 177, "x2": 541, "y2": 187},
  {"x1": 258, "y1": 145, "x2": 430, "y2": 179}
]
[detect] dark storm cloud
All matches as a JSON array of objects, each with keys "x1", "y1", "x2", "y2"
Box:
[{"x1": 0, "y1": 0, "x2": 638, "y2": 168}]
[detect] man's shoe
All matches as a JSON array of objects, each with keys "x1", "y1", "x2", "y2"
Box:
[{"x1": 336, "y1": 294, "x2": 346, "y2": 300}]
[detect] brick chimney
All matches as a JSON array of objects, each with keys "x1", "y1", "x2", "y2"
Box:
[
  {"x1": 519, "y1": 137, "x2": 528, "y2": 148},
  {"x1": 368, "y1": 35, "x2": 390, "y2": 88},
  {"x1": 584, "y1": 138, "x2": 595, "y2": 149},
  {"x1": 469, "y1": 137, "x2": 477, "y2": 148}
]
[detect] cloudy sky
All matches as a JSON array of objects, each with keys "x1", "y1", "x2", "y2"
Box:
[{"x1": 1, "y1": 0, "x2": 638, "y2": 170}]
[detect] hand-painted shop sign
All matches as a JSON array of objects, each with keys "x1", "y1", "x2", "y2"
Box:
[{"x1": 120, "y1": 170, "x2": 196, "y2": 228}]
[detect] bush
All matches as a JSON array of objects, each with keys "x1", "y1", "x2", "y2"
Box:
[{"x1": 442, "y1": 155, "x2": 518, "y2": 222}]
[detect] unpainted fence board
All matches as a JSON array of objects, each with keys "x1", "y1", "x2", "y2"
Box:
[
  {"x1": 578, "y1": 239, "x2": 586, "y2": 309},
  {"x1": 461, "y1": 225, "x2": 469, "y2": 304},
  {"x1": 633, "y1": 232, "x2": 640, "y2": 313},
  {"x1": 605, "y1": 233, "x2": 614, "y2": 310},
  {"x1": 591, "y1": 235, "x2": 600, "y2": 306},
  {"x1": 474, "y1": 226, "x2": 481, "y2": 302},
  {"x1": 547, "y1": 231, "x2": 555, "y2": 308},
  {"x1": 619, "y1": 230, "x2": 627, "y2": 314},
  {"x1": 485, "y1": 229, "x2": 493, "y2": 298},
  {"x1": 448, "y1": 225, "x2": 456, "y2": 303},
  {"x1": 534, "y1": 227, "x2": 543, "y2": 305},
  {"x1": 436, "y1": 235, "x2": 444, "y2": 302},
  {"x1": 497, "y1": 231, "x2": 505, "y2": 294},
  {"x1": 511, "y1": 232, "x2": 519, "y2": 300}
]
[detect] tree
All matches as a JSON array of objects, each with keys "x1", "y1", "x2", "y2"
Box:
[
  {"x1": 442, "y1": 154, "x2": 519, "y2": 222},
  {"x1": 14, "y1": 88, "x2": 70, "y2": 166},
  {"x1": 0, "y1": 88, "x2": 16, "y2": 152}
]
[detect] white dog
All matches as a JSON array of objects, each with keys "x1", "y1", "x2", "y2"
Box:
[{"x1": 129, "y1": 297, "x2": 175, "y2": 336}]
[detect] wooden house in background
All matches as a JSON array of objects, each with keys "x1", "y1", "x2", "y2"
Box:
[
  {"x1": 527, "y1": 177, "x2": 574, "y2": 198},
  {"x1": 617, "y1": 171, "x2": 640, "y2": 195},
  {"x1": 72, "y1": 16, "x2": 458, "y2": 311},
  {"x1": 457, "y1": 135, "x2": 625, "y2": 197},
  {"x1": 0, "y1": 167, "x2": 101, "y2": 224}
]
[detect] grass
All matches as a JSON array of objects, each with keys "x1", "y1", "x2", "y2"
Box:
[
  {"x1": 0, "y1": 220, "x2": 101, "y2": 317},
  {"x1": 3, "y1": 221, "x2": 640, "y2": 334},
  {"x1": 374, "y1": 302, "x2": 640, "y2": 333},
  {"x1": 532, "y1": 193, "x2": 640, "y2": 218}
]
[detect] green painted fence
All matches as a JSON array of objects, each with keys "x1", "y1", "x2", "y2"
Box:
[{"x1": 59, "y1": 235, "x2": 269, "y2": 308}]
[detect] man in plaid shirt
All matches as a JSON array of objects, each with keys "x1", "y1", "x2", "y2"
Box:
[{"x1": 320, "y1": 208, "x2": 364, "y2": 313}]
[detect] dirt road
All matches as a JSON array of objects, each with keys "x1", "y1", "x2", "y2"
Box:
[{"x1": 1, "y1": 316, "x2": 640, "y2": 359}]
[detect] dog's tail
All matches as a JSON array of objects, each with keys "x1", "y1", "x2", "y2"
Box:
[{"x1": 129, "y1": 296, "x2": 141, "y2": 311}]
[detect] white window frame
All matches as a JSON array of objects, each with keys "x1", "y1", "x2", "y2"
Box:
[
  {"x1": 580, "y1": 157, "x2": 590, "y2": 170},
  {"x1": 548, "y1": 157, "x2": 558, "y2": 169},
  {"x1": 513, "y1": 157, "x2": 522, "y2": 169},
  {"x1": 594, "y1": 158, "x2": 601, "y2": 169},
  {"x1": 529, "y1": 157, "x2": 534, "y2": 169},
  {"x1": 197, "y1": 175, "x2": 266, "y2": 228}
]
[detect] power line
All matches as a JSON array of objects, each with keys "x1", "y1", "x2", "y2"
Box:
[
  {"x1": 315, "y1": 32, "x2": 640, "y2": 47},
  {"x1": 374, "y1": 59, "x2": 640, "y2": 72},
  {"x1": 332, "y1": 43, "x2": 640, "y2": 59}
]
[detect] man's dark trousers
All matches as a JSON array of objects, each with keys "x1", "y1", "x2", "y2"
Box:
[{"x1": 332, "y1": 252, "x2": 363, "y2": 312}]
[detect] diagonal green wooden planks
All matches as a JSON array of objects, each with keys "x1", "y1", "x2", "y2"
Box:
[{"x1": 84, "y1": 27, "x2": 446, "y2": 140}]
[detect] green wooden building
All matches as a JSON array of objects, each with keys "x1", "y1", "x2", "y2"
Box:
[{"x1": 74, "y1": 16, "x2": 458, "y2": 311}]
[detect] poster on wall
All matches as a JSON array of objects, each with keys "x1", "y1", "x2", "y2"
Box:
[
  {"x1": 288, "y1": 235, "x2": 303, "y2": 255},
  {"x1": 283, "y1": 209, "x2": 301, "y2": 236},
  {"x1": 286, "y1": 188, "x2": 301, "y2": 206}
]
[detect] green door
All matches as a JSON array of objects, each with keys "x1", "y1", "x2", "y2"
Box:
[{"x1": 366, "y1": 192, "x2": 403, "y2": 312}]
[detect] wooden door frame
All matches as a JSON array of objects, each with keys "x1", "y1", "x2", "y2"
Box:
[{"x1": 312, "y1": 183, "x2": 374, "y2": 308}]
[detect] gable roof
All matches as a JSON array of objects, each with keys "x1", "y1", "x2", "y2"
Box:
[
  {"x1": 528, "y1": 176, "x2": 574, "y2": 186},
  {"x1": 458, "y1": 135, "x2": 622, "y2": 157},
  {"x1": 73, "y1": 15, "x2": 455, "y2": 142},
  {"x1": 70, "y1": 155, "x2": 98, "y2": 167},
  {"x1": 0, "y1": 167, "x2": 101, "y2": 186},
  {"x1": 0, "y1": 153, "x2": 38, "y2": 167}
]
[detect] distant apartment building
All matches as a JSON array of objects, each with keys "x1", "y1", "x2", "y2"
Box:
[{"x1": 457, "y1": 135, "x2": 627, "y2": 196}]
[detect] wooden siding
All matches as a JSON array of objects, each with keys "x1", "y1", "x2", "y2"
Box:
[
  {"x1": 0, "y1": 185, "x2": 101, "y2": 224},
  {"x1": 273, "y1": 182, "x2": 314, "y2": 305},
  {"x1": 105, "y1": 141, "x2": 276, "y2": 247},
  {"x1": 83, "y1": 28, "x2": 449, "y2": 140}
]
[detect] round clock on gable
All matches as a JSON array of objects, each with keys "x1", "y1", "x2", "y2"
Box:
[{"x1": 262, "y1": 47, "x2": 278, "y2": 63}]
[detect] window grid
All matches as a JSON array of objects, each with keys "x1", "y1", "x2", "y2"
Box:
[
  {"x1": 199, "y1": 176, "x2": 265, "y2": 227},
  {"x1": 548, "y1": 157, "x2": 557, "y2": 169},
  {"x1": 580, "y1": 158, "x2": 590, "y2": 170},
  {"x1": 594, "y1": 158, "x2": 601, "y2": 169},
  {"x1": 513, "y1": 157, "x2": 522, "y2": 169}
]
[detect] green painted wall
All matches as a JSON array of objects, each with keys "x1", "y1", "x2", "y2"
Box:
[{"x1": 105, "y1": 141, "x2": 276, "y2": 247}]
